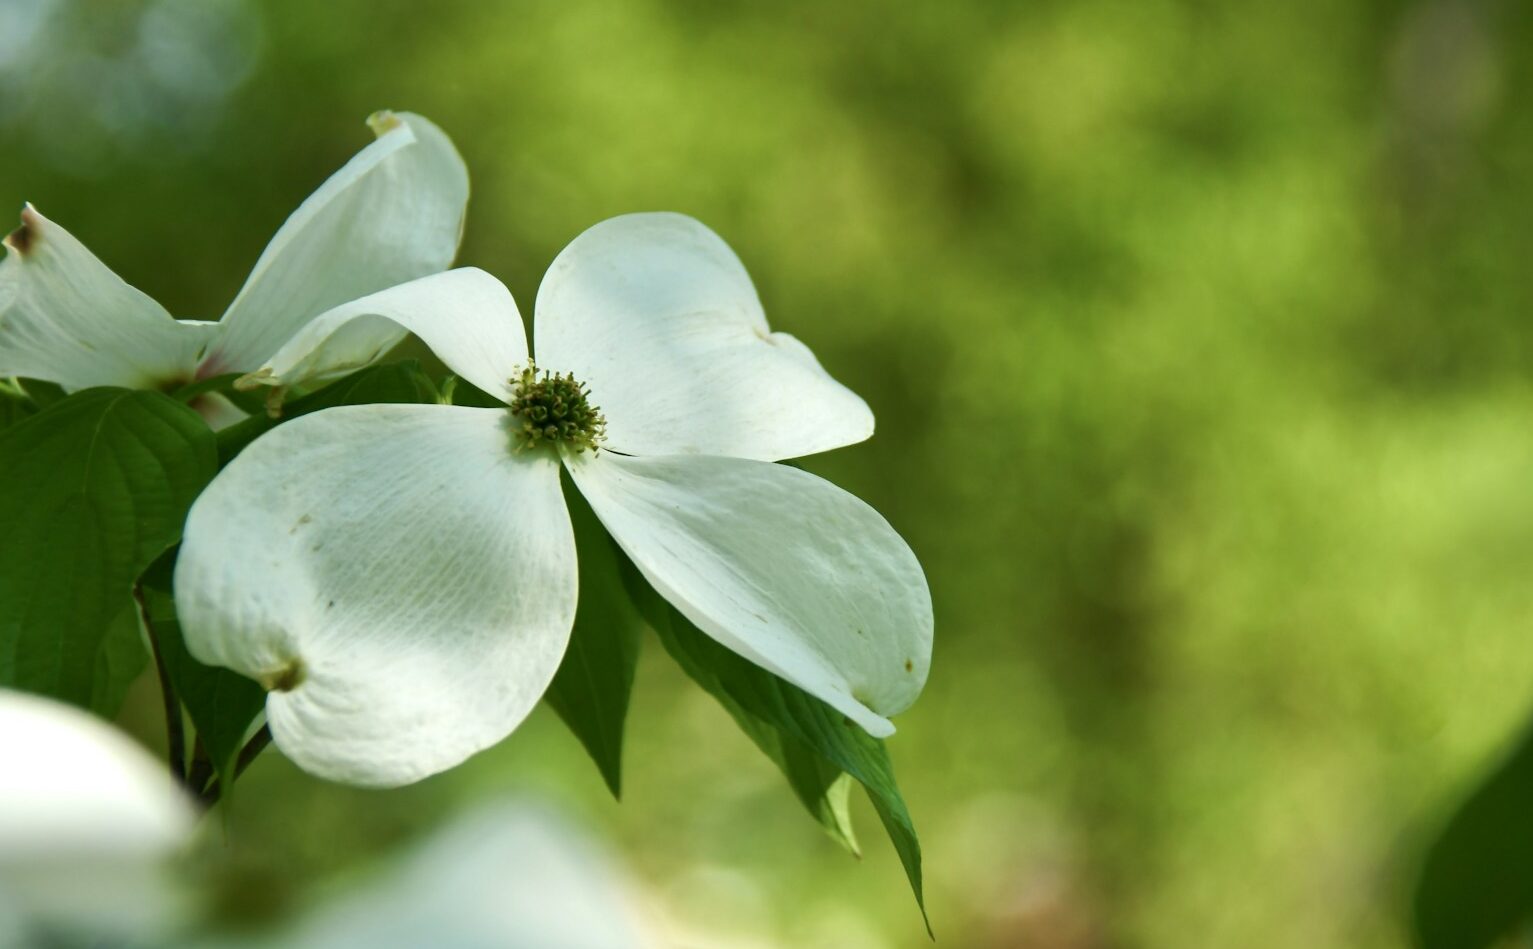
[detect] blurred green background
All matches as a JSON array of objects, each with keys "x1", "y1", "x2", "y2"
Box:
[{"x1": 5, "y1": 0, "x2": 1533, "y2": 945}]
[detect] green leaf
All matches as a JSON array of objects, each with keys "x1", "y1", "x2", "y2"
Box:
[
  {"x1": 753, "y1": 728, "x2": 862, "y2": 855},
  {"x1": 444, "y1": 377, "x2": 505, "y2": 408},
  {"x1": 139, "y1": 574, "x2": 266, "y2": 789},
  {"x1": 0, "y1": 378, "x2": 65, "y2": 433},
  {"x1": 0, "y1": 393, "x2": 31, "y2": 433},
  {"x1": 216, "y1": 360, "x2": 440, "y2": 464},
  {"x1": 1414, "y1": 717, "x2": 1533, "y2": 949},
  {"x1": 19, "y1": 378, "x2": 66, "y2": 409},
  {"x1": 0, "y1": 388, "x2": 217, "y2": 715},
  {"x1": 622, "y1": 556, "x2": 929, "y2": 932},
  {"x1": 544, "y1": 479, "x2": 642, "y2": 798}
]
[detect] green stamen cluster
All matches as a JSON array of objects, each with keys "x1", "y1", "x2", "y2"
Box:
[{"x1": 508, "y1": 363, "x2": 606, "y2": 454}]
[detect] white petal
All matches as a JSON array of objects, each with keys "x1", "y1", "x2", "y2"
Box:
[
  {"x1": 204, "y1": 111, "x2": 470, "y2": 375},
  {"x1": 174, "y1": 404, "x2": 576, "y2": 787},
  {"x1": 0, "y1": 689, "x2": 195, "y2": 940},
  {"x1": 569, "y1": 452, "x2": 931, "y2": 736},
  {"x1": 251, "y1": 268, "x2": 527, "y2": 399},
  {"x1": 535, "y1": 213, "x2": 874, "y2": 461},
  {"x1": 0, "y1": 206, "x2": 213, "y2": 390}
]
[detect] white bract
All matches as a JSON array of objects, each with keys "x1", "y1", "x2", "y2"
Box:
[
  {"x1": 175, "y1": 213, "x2": 933, "y2": 787},
  {"x1": 0, "y1": 689, "x2": 196, "y2": 946},
  {"x1": 0, "y1": 111, "x2": 467, "y2": 414},
  {"x1": 251, "y1": 800, "x2": 653, "y2": 949}
]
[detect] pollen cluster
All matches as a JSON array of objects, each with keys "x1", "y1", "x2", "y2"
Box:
[{"x1": 508, "y1": 362, "x2": 606, "y2": 454}]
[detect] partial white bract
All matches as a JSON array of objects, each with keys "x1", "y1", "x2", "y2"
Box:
[
  {"x1": 0, "y1": 689, "x2": 197, "y2": 946},
  {"x1": 0, "y1": 110, "x2": 468, "y2": 404},
  {"x1": 176, "y1": 213, "x2": 933, "y2": 787},
  {"x1": 247, "y1": 799, "x2": 654, "y2": 949}
]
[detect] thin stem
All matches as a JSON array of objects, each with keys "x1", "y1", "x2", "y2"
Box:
[
  {"x1": 133, "y1": 584, "x2": 185, "y2": 784},
  {"x1": 199, "y1": 725, "x2": 272, "y2": 808},
  {"x1": 187, "y1": 737, "x2": 214, "y2": 797}
]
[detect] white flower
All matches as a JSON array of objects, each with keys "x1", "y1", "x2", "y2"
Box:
[
  {"x1": 0, "y1": 689, "x2": 196, "y2": 946},
  {"x1": 255, "y1": 800, "x2": 654, "y2": 949},
  {"x1": 174, "y1": 213, "x2": 933, "y2": 788},
  {"x1": 0, "y1": 111, "x2": 467, "y2": 414}
]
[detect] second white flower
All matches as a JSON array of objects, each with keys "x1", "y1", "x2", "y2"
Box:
[{"x1": 174, "y1": 213, "x2": 933, "y2": 787}]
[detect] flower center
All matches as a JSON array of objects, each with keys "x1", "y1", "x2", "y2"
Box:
[{"x1": 507, "y1": 362, "x2": 606, "y2": 454}]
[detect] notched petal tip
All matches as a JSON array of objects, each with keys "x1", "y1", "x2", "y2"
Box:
[
  {"x1": 366, "y1": 109, "x2": 404, "y2": 137},
  {"x1": 2, "y1": 204, "x2": 40, "y2": 256},
  {"x1": 260, "y1": 656, "x2": 306, "y2": 692}
]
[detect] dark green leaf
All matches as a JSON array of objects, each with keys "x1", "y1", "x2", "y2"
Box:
[
  {"x1": 0, "y1": 388, "x2": 217, "y2": 715},
  {"x1": 1414, "y1": 716, "x2": 1533, "y2": 949},
  {"x1": 753, "y1": 729, "x2": 861, "y2": 855},
  {"x1": 544, "y1": 479, "x2": 643, "y2": 798},
  {"x1": 0, "y1": 393, "x2": 30, "y2": 433},
  {"x1": 0, "y1": 378, "x2": 64, "y2": 433},
  {"x1": 216, "y1": 360, "x2": 440, "y2": 464},
  {"x1": 169, "y1": 372, "x2": 245, "y2": 405},
  {"x1": 623, "y1": 556, "x2": 929, "y2": 932},
  {"x1": 445, "y1": 377, "x2": 506, "y2": 408},
  {"x1": 19, "y1": 378, "x2": 66, "y2": 409},
  {"x1": 139, "y1": 575, "x2": 266, "y2": 789}
]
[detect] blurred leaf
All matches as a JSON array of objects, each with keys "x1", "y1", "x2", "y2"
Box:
[
  {"x1": 624, "y1": 557, "x2": 928, "y2": 931},
  {"x1": 1414, "y1": 716, "x2": 1533, "y2": 949},
  {"x1": 0, "y1": 388, "x2": 216, "y2": 715},
  {"x1": 216, "y1": 360, "x2": 440, "y2": 463},
  {"x1": 545, "y1": 480, "x2": 642, "y2": 798}
]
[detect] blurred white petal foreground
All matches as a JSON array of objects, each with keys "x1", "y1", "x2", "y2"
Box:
[
  {"x1": 252, "y1": 801, "x2": 653, "y2": 949},
  {"x1": 0, "y1": 110, "x2": 468, "y2": 402},
  {"x1": 176, "y1": 213, "x2": 933, "y2": 787},
  {"x1": 0, "y1": 689, "x2": 196, "y2": 947}
]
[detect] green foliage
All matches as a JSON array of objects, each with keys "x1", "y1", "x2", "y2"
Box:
[
  {"x1": 141, "y1": 578, "x2": 267, "y2": 791},
  {"x1": 0, "y1": 388, "x2": 217, "y2": 715},
  {"x1": 25, "y1": 3, "x2": 1531, "y2": 941},
  {"x1": 543, "y1": 481, "x2": 642, "y2": 798},
  {"x1": 0, "y1": 378, "x2": 66, "y2": 433},
  {"x1": 0, "y1": 392, "x2": 30, "y2": 432},
  {"x1": 625, "y1": 550, "x2": 929, "y2": 932},
  {"x1": 19, "y1": 379, "x2": 66, "y2": 410},
  {"x1": 1413, "y1": 718, "x2": 1533, "y2": 949}
]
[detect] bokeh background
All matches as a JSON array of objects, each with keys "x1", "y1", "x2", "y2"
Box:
[{"x1": 4, "y1": 0, "x2": 1533, "y2": 945}]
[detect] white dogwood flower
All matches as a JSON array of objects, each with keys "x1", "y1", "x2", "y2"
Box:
[
  {"x1": 174, "y1": 213, "x2": 933, "y2": 788},
  {"x1": 259, "y1": 800, "x2": 654, "y2": 949},
  {"x1": 0, "y1": 111, "x2": 467, "y2": 412},
  {"x1": 0, "y1": 689, "x2": 196, "y2": 945}
]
